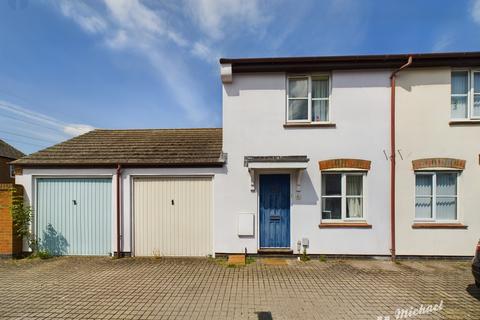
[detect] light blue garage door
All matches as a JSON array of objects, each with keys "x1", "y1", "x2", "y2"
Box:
[{"x1": 36, "y1": 178, "x2": 112, "y2": 256}]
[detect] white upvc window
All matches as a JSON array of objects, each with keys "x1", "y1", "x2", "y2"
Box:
[
  {"x1": 321, "y1": 172, "x2": 365, "y2": 221},
  {"x1": 451, "y1": 70, "x2": 480, "y2": 120},
  {"x1": 287, "y1": 75, "x2": 330, "y2": 123},
  {"x1": 415, "y1": 172, "x2": 458, "y2": 221}
]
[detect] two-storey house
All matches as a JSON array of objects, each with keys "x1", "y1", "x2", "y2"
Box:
[{"x1": 217, "y1": 53, "x2": 480, "y2": 257}]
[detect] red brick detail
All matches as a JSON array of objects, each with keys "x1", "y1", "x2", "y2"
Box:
[
  {"x1": 319, "y1": 159, "x2": 371, "y2": 171},
  {"x1": 412, "y1": 223, "x2": 467, "y2": 229},
  {"x1": 412, "y1": 158, "x2": 466, "y2": 170},
  {"x1": 0, "y1": 184, "x2": 23, "y2": 256}
]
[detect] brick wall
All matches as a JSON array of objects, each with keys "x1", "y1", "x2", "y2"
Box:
[{"x1": 0, "y1": 183, "x2": 23, "y2": 257}]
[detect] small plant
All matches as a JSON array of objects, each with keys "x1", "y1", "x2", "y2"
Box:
[
  {"x1": 300, "y1": 248, "x2": 310, "y2": 262},
  {"x1": 28, "y1": 249, "x2": 52, "y2": 260},
  {"x1": 36, "y1": 250, "x2": 53, "y2": 259},
  {"x1": 8, "y1": 189, "x2": 40, "y2": 254},
  {"x1": 246, "y1": 256, "x2": 256, "y2": 265},
  {"x1": 226, "y1": 263, "x2": 237, "y2": 268},
  {"x1": 319, "y1": 255, "x2": 327, "y2": 262},
  {"x1": 9, "y1": 192, "x2": 33, "y2": 241}
]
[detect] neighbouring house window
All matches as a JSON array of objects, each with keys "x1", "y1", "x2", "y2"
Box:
[
  {"x1": 415, "y1": 172, "x2": 458, "y2": 221},
  {"x1": 321, "y1": 173, "x2": 364, "y2": 220},
  {"x1": 451, "y1": 70, "x2": 480, "y2": 119},
  {"x1": 9, "y1": 164, "x2": 15, "y2": 178},
  {"x1": 287, "y1": 75, "x2": 330, "y2": 122}
]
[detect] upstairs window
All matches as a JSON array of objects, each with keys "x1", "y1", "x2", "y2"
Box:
[
  {"x1": 451, "y1": 70, "x2": 480, "y2": 120},
  {"x1": 287, "y1": 75, "x2": 330, "y2": 123}
]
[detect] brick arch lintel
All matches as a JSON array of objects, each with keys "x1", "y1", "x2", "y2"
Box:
[
  {"x1": 318, "y1": 159, "x2": 371, "y2": 171},
  {"x1": 412, "y1": 158, "x2": 466, "y2": 170}
]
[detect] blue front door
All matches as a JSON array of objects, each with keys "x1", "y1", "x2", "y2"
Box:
[{"x1": 259, "y1": 174, "x2": 290, "y2": 248}]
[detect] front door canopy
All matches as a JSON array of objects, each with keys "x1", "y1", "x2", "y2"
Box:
[{"x1": 244, "y1": 155, "x2": 309, "y2": 192}]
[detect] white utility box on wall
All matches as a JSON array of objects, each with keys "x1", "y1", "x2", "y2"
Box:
[{"x1": 238, "y1": 213, "x2": 254, "y2": 236}]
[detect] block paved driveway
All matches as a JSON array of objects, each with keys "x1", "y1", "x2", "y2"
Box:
[{"x1": 0, "y1": 257, "x2": 479, "y2": 319}]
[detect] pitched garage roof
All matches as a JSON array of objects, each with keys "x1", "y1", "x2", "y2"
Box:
[
  {"x1": 0, "y1": 139, "x2": 24, "y2": 160},
  {"x1": 13, "y1": 128, "x2": 224, "y2": 167}
]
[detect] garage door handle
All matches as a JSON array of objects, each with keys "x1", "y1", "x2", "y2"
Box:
[{"x1": 171, "y1": 199, "x2": 174, "y2": 205}]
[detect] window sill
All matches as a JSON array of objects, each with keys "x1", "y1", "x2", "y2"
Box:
[
  {"x1": 284, "y1": 122, "x2": 336, "y2": 128},
  {"x1": 449, "y1": 120, "x2": 480, "y2": 126},
  {"x1": 319, "y1": 222, "x2": 372, "y2": 228},
  {"x1": 411, "y1": 223, "x2": 468, "y2": 229}
]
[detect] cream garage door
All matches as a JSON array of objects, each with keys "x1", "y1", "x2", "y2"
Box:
[{"x1": 133, "y1": 177, "x2": 213, "y2": 256}]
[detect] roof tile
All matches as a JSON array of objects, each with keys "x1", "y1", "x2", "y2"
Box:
[{"x1": 13, "y1": 128, "x2": 224, "y2": 167}]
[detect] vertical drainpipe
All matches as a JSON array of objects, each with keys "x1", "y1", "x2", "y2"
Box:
[
  {"x1": 389, "y1": 56, "x2": 413, "y2": 261},
  {"x1": 116, "y1": 164, "x2": 122, "y2": 258}
]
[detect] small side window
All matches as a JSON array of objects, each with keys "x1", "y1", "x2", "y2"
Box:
[{"x1": 9, "y1": 164, "x2": 15, "y2": 178}]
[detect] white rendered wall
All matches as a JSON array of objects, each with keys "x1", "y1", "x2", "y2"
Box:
[
  {"x1": 218, "y1": 70, "x2": 392, "y2": 255},
  {"x1": 395, "y1": 68, "x2": 480, "y2": 256}
]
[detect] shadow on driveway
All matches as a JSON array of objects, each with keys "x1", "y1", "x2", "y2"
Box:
[
  {"x1": 466, "y1": 284, "x2": 480, "y2": 301},
  {"x1": 256, "y1": 311, "x2": 273, "y2": 320}
]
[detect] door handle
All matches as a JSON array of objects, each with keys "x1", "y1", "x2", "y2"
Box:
[{"x1": 270, "y1": 216, "x2": 281, "y2": 221}]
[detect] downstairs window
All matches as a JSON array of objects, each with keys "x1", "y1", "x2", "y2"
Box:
[
  {"x1": 321, "y1": 173, "x2": 364, "y2": 220},
  {"x1": 415, "y1": 172, "x2": 458, "y2": 221}
]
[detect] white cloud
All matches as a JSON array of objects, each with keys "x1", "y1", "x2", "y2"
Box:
[
  {"x1": 63, "y1": 124, "x2": 95, "y2": 136},
  {"x1": 50, "y1": 0, "x2": 221, "y2": 125},
  {"x1": 106, "y1": 29, "x2": 128, "y2": 49},
  {"x1": 58, "y1": 1, "x2": 107, "y2": 34},
  {"x1": 0, "y1": 100, "x2": 93, "y2": 136},
  {"x1": 103, "y1": 0, "x2": 188, "y2": 47},
  {"x1": 184, "y1": 0, "x2": 268, "y2": 40},
  {"x1": 432, "y1": 32, "x2": 454, "y2": 52},
  {"x1": 0, "y1": 100, "x2": 95, "y2": 152},
  {"x1": 472, "y1": 0, "x2": 480, "y2": 24},
  {"x1": 191, "y1": 41, "x2": 219, "y2": 64}
]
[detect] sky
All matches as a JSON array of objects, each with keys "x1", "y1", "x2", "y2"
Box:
[{"x1": 1, "y1": 0, "x2": 480, "y2": 154}]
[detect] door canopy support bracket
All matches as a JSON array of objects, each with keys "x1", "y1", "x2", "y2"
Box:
[{"x1": 245, "y1": 155, "x2": 309, "y2": 193}]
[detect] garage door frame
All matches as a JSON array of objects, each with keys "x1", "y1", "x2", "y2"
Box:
[
  {"x1": 33, "y1": 175, "x2": 115, "y2": 256},
  {"x1": 131, "y1": 175, "x2": 214, "y2": 257}
]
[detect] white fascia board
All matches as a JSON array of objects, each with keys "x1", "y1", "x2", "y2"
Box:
[{"x1": 221, "y1": 63, "x2": 233, "y2": 83}]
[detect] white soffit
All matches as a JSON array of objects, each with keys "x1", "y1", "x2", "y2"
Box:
[
  {"x1": 247, "y1": 162, "x2": 308, "y2": 169},
  {"x1": 321, "y1": 168, "x2": 367, "y2": 172}
]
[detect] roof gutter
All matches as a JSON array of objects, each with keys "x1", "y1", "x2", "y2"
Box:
[
  {"x1": 116, "y1": 164, "x2": 122, "y2": 258},
  {"x1": 389, "y1": 56, "x2": 413, "y2": 262}
]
